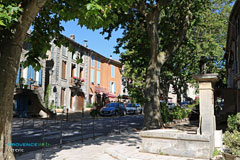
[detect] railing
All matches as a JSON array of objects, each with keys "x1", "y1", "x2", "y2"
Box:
[
  {"x1": 12, "y1": 114, "x2": 144, "y2": 159},
  {"x1": 69, "y1": 77, "x2": 84, "y2": 88}
]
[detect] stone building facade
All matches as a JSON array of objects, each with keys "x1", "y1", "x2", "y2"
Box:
[
  {"x1": 47, "y1": 35, "x2": 90, "y2": 112},
  {"x1": 225, "y1": 0, "x2": 240, "y2": 113}
]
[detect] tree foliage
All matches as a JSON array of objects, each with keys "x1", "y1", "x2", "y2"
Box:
[{"x1": 120, "y1": 0, "x2": 233, "y2": 104}]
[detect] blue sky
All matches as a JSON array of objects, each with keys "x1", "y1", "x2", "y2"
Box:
[{"x1": 61, "y1": 20, "x2": 123, "y2": 60}]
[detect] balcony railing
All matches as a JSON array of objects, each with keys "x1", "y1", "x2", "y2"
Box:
[{"x1": 69, "y1": 77, "x2": 85, "y2": 88}]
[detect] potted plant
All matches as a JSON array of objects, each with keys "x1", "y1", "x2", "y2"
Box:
[
  {"x1": 223, "y1": 113, "x2": 240, "y2": 160},
  {"x1": 56, "y1": 106, "x2": 65, "y2": 113},
  {"x1": 19, "y1": 78, "x2": 25, "y2": 88}
]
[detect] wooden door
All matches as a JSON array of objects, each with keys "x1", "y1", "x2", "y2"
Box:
[
  {"x1": 70, "y1": 92, "x2": 73, "y2": 109},
  {"x1": 77, "y1": 92, "x2": 84, "y2": 111}
]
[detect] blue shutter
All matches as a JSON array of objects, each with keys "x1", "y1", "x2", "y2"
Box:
[
  {"x1": 16, "y1": 64, "x2": 21, "y2": 84},
  {"x1": 97, "y1": 71, "x2": 100, "y2": 84},
  {"x1": 114, "y1": 83, "x2": 116, "y2": 93},
  {"x1": 91, "y1": 69, "x2": 94, "y2": 83},
  {"x1": 97, "y1": 58, "x2": 100, "y2": 69},
  {"x1": 27, "y1": 66, "x2": 31, "y2": 85},
  {"x1": 38, "y1": 69, "x2": 42, "y2": 85},
  {"x1": 91, "y1": 56, "x2": 95, "y2": 67},
  {"x1": 31, "y1": 66, "x2": 35, "y2": 80},
  {"x1": 111, "y1": 65, "x2": 115, "y2": 78}
]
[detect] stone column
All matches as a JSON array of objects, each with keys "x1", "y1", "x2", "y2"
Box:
[{"x1": 193, "y1": 74, "x2": 218, "y2": 136}]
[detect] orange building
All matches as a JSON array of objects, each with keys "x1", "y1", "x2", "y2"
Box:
[{"x1": 88, "y1": 52, "x2": 122, "y2": 106}]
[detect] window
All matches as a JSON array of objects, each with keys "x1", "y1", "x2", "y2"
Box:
[
  {"x1": 27, "y1": 65, "x2": 35, "y2": 84},
  {"x1": 111, "y1": 65, "x2": 115, "y2": 78},
  {"x1": 91, "y1": 55, "x2": 95, "y2": 67},
  {"x1": 61, "y1": 88, "x2": 65, "y2": 106},
  {"x1": 71, "y1": 64, "x2": 76, "y2": 77},
  {"x1": 97, "y1": 58, "x2": 100, "y2": 69},
  {"x1": 62, "y1": 61, "x2": 66, "y2": 79},
  {"x1": 62, "y1": 46, "x2": 67, "y2": 56},
  {"x1": 80, "y1": 68, "x2": 83, "y2": 79},
  {"x1": 38, "y1": 69, "x2": 42, "y2": 85},
  {"x1": 97, "y1": 71, "x2": 100, "y2": 85},
  {"x1": 110, "y1": 82, "x2": 116, "y2": 93},
  {"x1": 91, "y1": 69, "x2": 95, "y2": 83}
]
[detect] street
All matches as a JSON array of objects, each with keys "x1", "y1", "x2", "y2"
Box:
[{"x1": 12, "y1": 115, "x2": 144, "y2": 154}]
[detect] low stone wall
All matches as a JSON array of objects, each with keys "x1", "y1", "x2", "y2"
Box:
[{"x1": 140, "y1": 129, "x2": 213, "y2": 159}]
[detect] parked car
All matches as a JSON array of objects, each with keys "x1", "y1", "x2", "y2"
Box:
[
  {"x1": 168, "y1": 103, "x2": 175, "y2": 110},
  {"x1": 126, "y1": 103, "x2": 137, "y2": 114},
  {"x1": 135, "y1": 104, "x2": 142, "y2": 114},
  {"x1": 100, "y1": 103, "x2": 126, "y2": 116}
]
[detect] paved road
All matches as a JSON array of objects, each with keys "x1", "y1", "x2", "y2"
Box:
[{"x1": 12, "y1": 115, "x2": 144, "y2": 154}]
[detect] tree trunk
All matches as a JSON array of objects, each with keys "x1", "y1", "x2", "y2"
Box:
[
  {"x1": 0, "y1": 1, "x2": 47, "y2": 159},
  {"x1": 143, "y1": 9, "x2": 168, "y2": 129},
  {"x1": 177, "y1": 91, "x2": 181, "y2": 106}
]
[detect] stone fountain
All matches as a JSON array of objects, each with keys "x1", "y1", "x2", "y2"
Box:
[{"x1": 140, "y1": 73, "x2": 219, "y2": 159}]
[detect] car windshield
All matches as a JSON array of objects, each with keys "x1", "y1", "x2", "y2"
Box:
[
  {"x1": 107, "y1": 103, "x2": 119, "y2": 108},
  {"x1": 126, "y1": 104, "x2": 135, "y2": 107}
]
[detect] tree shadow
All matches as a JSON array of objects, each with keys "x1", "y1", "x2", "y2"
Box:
[{"x1": 16, "y1": 129, "x2": 141, "y2": 160}]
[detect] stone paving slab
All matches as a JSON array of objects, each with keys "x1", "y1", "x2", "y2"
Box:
[
  {"x1": 16, "y1": 129, "x2": 214, "y2": 160},
  {"x1": 105, "y1": 145, "x2": 209, "y2": 160}
]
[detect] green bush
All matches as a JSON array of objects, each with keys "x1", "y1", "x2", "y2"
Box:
[
  {"x1": 227, "y1": 113, "x2": 240, "y2": 132},
  {"x1": 56, "y1": 106, "x2": 64, "y2": 109},
  {"x1": 224, "y1": 130, "x2": 240, "y2": 156},
  {"x1": 161, "y1": 103, "x2": 173, "y2": 123},
  {"x1": 224, "y1": 113, "x2": 240, "y2": 156},
  {"x1": 170, "y1": 106, "x2": 192, "y2": 120},
  {"x1": 86, "y1": 103, "x2": 93, "y2": 108},
  {"x1": 90, "y1": 109, "x2": 100, "y2": 117}
]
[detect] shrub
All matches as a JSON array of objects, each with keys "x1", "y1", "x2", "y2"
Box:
[
  {"x1": 224, "y1": 113, "x2": 240, "y2": 156},
  {"x1": 227, "y1": 113, "x2": 240, "y2": 132},
  {"x1": 161, "y1": 103, "x2": 173, "y2": 123},
  {"x1": 170, "y1": 106, "x2": 192, "y2": 120},
  {"x1": 224, "y1": 130, "x2": 240, "y2": 156},
  {"x1": 86, "y1": 103, "x2": 93, "y2": 108},
  {"x1": 90, "y1": 108, "x2": 100, "y2": 117}
]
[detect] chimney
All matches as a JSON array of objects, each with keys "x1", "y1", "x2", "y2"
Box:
[
  {"x1": 70, "y1": 34, "x2": 75, "y2": 40},
  {"x1": 84, "y1": 40, "x2": 88, "y2": 47}
]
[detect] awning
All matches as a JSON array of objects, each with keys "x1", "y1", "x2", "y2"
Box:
[
  {"x1": 95, "y1": 86, "x2": 108, "y2": 94},
  {"x1": 108, "y1": 93, "x2": 116, "y2": 98}
]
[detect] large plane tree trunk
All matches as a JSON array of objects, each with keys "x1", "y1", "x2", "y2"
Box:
[
  {"x1": 0, "y1": 1, "x2": 47, "y2": 159},
  {"x1": 142, "y1": 1, "x2": 191, "y2": 129},
  {"x1": 143, "y1": 8, "x2": 169, "y2": 129}
]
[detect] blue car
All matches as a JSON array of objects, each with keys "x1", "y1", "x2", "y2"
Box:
[{"x1": 100, "y1": 103, "x2": 126, "y2": 116}]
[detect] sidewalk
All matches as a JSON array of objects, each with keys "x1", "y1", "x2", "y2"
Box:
[{"x1": 16, "y1": 128, "x2": 217, "y2": 160}]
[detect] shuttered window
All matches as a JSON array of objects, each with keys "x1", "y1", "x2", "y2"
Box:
[
  {"x1": 110, "y1": 82, "x2": 116, "y2": 93},
  {"x1": 111, "y1": 65, "x2": 115, "y2": 78},
  {"x1": 38, "y1": 69, "x2": 42, "y2": 85},
  {"x1": 91, "y1": 55, "x2": 95, "y2": 67},
  {"x1": 97, "y1": 71, "x2": 100, "y2": 85},
  {"x1": 97, "y1": 58, "x2": 100, "y2": 69},
  {"x1": 62, "y1": 46, "x2": 67, "y2": 56},
  {"x1": 61, "y1": 88, "x2": 65, "y2": 106},
  {"x1": 91, "y1": 69, "x2": 95, "y2": 83},
  {"x1": 62, "y1": 61, "x2": 66, "y2": 79}
]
